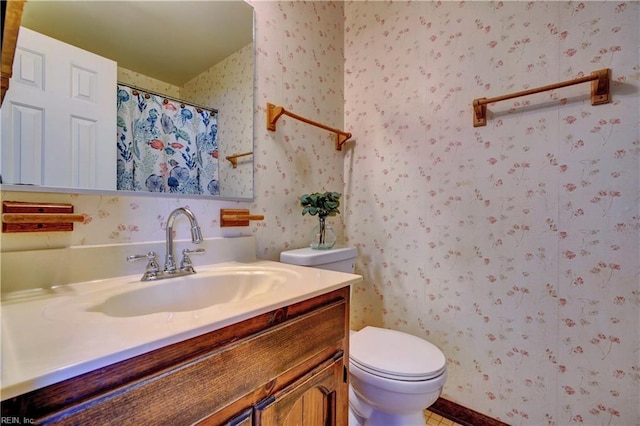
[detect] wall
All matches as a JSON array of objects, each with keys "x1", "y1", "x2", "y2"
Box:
[
  {"x1": 0, "y1": 191, "x2": 250, "y2": 253},
  {"x1": 118, "y1": 66, "x2": 181, "y2": 99},
  {"x1": 249, "y1": 0, "x2": 347, "y2": 259},
  {"x1": 344, "y1": 1, "x2": 638, "y2": 425}
]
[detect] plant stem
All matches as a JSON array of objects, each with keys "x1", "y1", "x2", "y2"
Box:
[{"x1": 318, "y1": 216, "x2": 326, "y2": 245}]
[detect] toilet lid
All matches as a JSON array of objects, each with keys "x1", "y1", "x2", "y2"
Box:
[{"x1": 350, "y1": 326, "x2": 446, "y2": 380}]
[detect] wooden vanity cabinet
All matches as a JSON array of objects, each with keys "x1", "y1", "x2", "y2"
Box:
[{"x1": 1, "y1": 287, "x2": 350, "y2": 425}]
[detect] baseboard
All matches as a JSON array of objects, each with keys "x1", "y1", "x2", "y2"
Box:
[{"x1": 430, "y1": 397, "x2": 510, "y2": 426}]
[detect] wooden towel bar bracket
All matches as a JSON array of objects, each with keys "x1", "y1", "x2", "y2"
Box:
[
  {"x1": 473, "y1": 68, "x2": 611, "y2": 127},
  {"x1": 220, "y1": 209, "x2": 264, "y2": 227},
  {"x1": 266, "y1": 103, "x2": 352, "y2": 151},
  {"x1": 2, "y1": 201, "x2": 85, "y2": 233}
]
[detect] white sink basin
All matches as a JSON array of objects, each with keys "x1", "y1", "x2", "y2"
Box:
[
  {"x1": 2, "y1": 258, "x2": 362, "y2": 400},
  {"x1": 88, "y1": 269, "x2": 289, "y2": 317}
]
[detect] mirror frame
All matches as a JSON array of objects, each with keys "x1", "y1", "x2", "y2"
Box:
[
  {"x1": 0, "y1": 1, "x2": 255, "y2": 201},
  {"x1": 1, "y1": 1, "x2": 26, "y2": 105}
]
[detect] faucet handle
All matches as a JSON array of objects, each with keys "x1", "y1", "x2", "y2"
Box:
[
  {"x1": 127, "y1": 251, "x2": 160, "y2": 281},
  {"x1": 180, "y1": 248, "x2": 205, "y2": 272}
]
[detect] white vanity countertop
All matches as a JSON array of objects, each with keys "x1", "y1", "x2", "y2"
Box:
[{"x1": 1, "y1": 259, "x2": 362, "y2": 400}]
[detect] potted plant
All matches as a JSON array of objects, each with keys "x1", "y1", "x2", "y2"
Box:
[{"x1": 300, "y1": 191, "x2": 341, "y2": 249}]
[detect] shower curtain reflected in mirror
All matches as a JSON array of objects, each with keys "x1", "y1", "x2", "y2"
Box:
[{"x1": 116, "y1": 84, "x2": 220, "y2": 195}]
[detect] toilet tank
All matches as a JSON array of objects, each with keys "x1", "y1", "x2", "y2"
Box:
[{"x1": 279, "y1": 247, "x2": 356, "y2": 273}]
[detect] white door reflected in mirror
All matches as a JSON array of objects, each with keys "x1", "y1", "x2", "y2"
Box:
[{"x1": 1, "y1": 27, "x2": 117, "y2": 190}]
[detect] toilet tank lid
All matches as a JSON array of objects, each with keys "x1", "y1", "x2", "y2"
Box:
[{"x1": 279, "y1": 247, "x2": 356, "y2": 266}]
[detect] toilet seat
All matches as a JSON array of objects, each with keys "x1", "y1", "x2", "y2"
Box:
[{"x1": 350, "y1": 326, "x2": 446, "y2": 381}]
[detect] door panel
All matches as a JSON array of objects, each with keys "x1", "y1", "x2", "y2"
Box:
[
  {"x1": 1, "y1": 26, "x2": 116, "y2": 189},
  {"x1": 255, "y1": 356, "x2": 344, "y2": 426}
]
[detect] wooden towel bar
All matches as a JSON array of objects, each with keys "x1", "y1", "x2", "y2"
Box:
[
  {"x1": 266, "y1": 103, "x2": 352, "y2": 151},
  {"x1": 472, "y1": 68, "x2": 611, "y2": 127}
]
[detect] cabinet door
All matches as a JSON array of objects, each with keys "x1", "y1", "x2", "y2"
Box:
[{"x1": 255, "y1": 354, "x2": 347, "y2": 426}]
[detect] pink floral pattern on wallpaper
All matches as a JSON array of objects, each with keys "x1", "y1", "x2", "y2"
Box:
[{"x1": 344, "y1": 1, "x2": 638, "y2": 425}]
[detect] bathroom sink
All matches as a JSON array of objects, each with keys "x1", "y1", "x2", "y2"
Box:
[{"x1": 88, "y1": 269, "x2": 288, "y2": 317}]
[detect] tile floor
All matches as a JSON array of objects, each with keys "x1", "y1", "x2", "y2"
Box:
[{"x1": 424, "y1": 409, "x2": 462, "y2": 426}]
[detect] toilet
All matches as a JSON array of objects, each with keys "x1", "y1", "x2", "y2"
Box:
[{"x1": 280, "y1": 247, "x2": 447, "y2": 426}]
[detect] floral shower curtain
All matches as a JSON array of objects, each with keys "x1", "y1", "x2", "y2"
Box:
[{"x1": 116, "y1": 84, "x2": 219, "y2": 195}]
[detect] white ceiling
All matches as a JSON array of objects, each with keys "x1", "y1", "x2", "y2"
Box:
[{"x1": 21, "y1": 1, "x2": 254, "y2": 86}]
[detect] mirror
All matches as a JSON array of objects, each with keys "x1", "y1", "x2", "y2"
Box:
[{"x1": 1, "y1": 0, "x2": 254, "y2": 200}]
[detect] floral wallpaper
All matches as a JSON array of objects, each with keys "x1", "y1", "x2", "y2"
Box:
[
  {"x1": 1, "y1": 1, "x2": 638, "y2": 425},
  {"x1": 249, "y1": 0, "x2": 348, "y2": 258},
  {"x1": 343, "y1": 1, "x2": 638, "y2": 425},
  {"x1": 0, "y1": 191, "x2": 249, "y2": 253},
  {"x1": 183, "y1": 43, "x2": 254, "y2": 199}
]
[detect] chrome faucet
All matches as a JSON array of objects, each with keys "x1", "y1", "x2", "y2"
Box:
[
  {"x1": 128, "y1": 206, "x2": 205, "y2": 281},
  {"x1": 164, "y1": 207, "x2": 203, "y2": 272}
]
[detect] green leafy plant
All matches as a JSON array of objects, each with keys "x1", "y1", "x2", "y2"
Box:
[
  {"x1": 300, "y1": 191, "x2": 341, "y2": 218},
  {"x1": 300, "y1": 191, "x2": 341, "y2": 249}
]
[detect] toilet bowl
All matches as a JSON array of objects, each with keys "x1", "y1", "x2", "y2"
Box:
[
  {"x1": 348, "y1": 326, "x2": 447, "y2": 426},
  {"x1": 279, "y1": 247, "x2": 447, "y2": 425}
]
